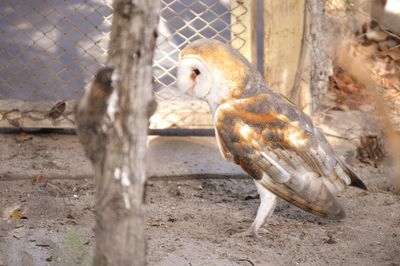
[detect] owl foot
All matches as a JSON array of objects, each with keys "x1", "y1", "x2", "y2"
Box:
[{"x1": 246, "y1": 224, "x2": 273, "y2": 238}]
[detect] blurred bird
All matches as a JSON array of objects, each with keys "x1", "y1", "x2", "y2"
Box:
[
  {"x1": 48, "y1": 100, "x2": 66, "y2": 120},
  {"x1": 75, "y1": 67, "x2": 115, "y2": 124},
  {"x1": 74, "y1": 67, "x2": 115, "y2": 161},
  {"x1": 177, "y1": 39, "x2": 366, "y2": 237},
  {"x1": 75, "y1": 67, "x2": 157, "y2": 161}
]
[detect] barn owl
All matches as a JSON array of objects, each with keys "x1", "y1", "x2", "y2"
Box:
[{"x1": 177, "y1": 39, "x2": 366, "y2": 237}]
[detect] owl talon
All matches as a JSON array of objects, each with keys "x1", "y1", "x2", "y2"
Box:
[
  {"x1": 246, "y1": 226, "x2": 261, "y2": 238},
  {"x1": 231, "y1": 228, "x2": 260, "y2": 238},
  {"x1": 246, "y1": 226, "x2": 273, "y2": 238}
]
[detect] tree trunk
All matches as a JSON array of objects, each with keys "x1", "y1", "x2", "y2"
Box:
[
  {"x1": 309, "y1": 0, "x2": 334, "y2": 111},
  {"x1": 74, "y1": 0, "x2": 160, "y2": 265}
]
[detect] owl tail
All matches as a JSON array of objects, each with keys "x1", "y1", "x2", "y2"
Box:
[
  {"x1": 336, "y1": 158, "x2": 367, "y2": 190},
  {"x1": 343, "y1": 164, "x2": 367, "y2": 190},
  {"x1": 258, "y1": 175, "x2": 346, "y2": 220}
]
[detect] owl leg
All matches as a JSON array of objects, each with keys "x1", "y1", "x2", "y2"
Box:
[{"x1": 248, "y1": 181, "x2": 277, "y2": 237}]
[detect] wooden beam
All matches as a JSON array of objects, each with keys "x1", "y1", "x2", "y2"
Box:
[
  {"x1": 231, "y1": 0, "x2": 258, "y2": 65},
  {"x1": 263, "y1": 0, "x2": 310, "y2": 112}
]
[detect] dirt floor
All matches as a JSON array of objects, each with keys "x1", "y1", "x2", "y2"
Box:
[
  {"x1": 1, "y1": 110, "x2": 400, "y2": 266},
  {"x1": 1, "y1": 165, "x2": 399, "y2": 266}
]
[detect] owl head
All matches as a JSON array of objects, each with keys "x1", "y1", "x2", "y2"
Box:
[{"x1": 177, "y1": 39, "x2": 265, "y2": 111}]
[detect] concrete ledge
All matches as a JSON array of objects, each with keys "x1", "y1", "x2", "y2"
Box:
[
  {"x1": 0, "y1": 134, "x2": 244, "y2": 181},
  {"x1": 147, "y1": 136, "x2": 243, "y2": 177}
]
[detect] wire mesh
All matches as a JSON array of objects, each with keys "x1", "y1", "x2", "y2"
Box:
[
  {"x1": 0, "y1": 0, "x2": 113, "y2": 101},
  {"x1": 0, "y1": 0, "x2": 249, "y2": 129},
  {"x1": 151, "y1": 0, "x2": 248, "y2": 129}
]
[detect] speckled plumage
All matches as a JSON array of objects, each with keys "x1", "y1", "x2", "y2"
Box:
[{"x1": 177, "y1": 39, "x2": 366, "y2": 236}]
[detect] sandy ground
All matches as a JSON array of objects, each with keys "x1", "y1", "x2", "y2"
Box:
[{"x1": 1, "y1": 110, "x2": 400, "y2": 266}]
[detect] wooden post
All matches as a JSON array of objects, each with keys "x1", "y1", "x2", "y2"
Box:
[
  {"x1": 231, "y1": 0, "x2": 258, "y2": 65},
  {"x1": 263, "y1": 0, "x2": 311, "y2": 112},
  {"x1": 74, "y1": 0, "x2": 160, "y2": 265}
]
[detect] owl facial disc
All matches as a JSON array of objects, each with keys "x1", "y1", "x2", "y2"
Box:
[{"x1": 177, "y1": 56, "x2": 213, "y2": 99}]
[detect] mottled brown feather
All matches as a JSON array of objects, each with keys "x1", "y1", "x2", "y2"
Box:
[{"x1": 215, "y1": 95, "x2": 353, "y2": 219}]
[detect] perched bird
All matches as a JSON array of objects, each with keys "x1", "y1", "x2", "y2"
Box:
[
  {"x1": 177, "y1": 39, "x2": 366, "y2": 237},
  {"x1": 48, "y1": 100, "x2": 66, "y2": 120}
]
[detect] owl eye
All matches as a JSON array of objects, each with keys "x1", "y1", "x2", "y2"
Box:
[{"x1": 193, "y1": 68, "x2": 200, "y2": 76}]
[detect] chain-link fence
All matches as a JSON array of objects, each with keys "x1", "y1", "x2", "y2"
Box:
[
  {"x1": 0, "y1": 0, "x2": 251, "y2": 129},
  {"x1": 151, "y1": 0, "x2": 251, "y2": 130},
  {"x1": 1, "y1": 0, "x2": 399, "y2": 132}
]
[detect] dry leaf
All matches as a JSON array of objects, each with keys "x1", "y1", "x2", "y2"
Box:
[
  {"x1": 331, "y1": 24, "x2": 400, "y2": 113},
  {"x1": 11, "y1": 210, "x2": 27, "y2": 220},
  {"x1": 387, "y1": 49, "x2": 400, "y2": 61},
  {"x1": 32, "y1": 174, "x2": 44, "y2": 185},
  {"x1": 357, "y1": 134, "x2": 385, "y2": 167},
  {"x1": 16, "y1": 132, "x2": 33, "y2": 143}
]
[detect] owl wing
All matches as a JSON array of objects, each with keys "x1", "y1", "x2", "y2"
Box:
[{"x1": 214, "y1": 93, "x2": 365, "y2": 219}]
